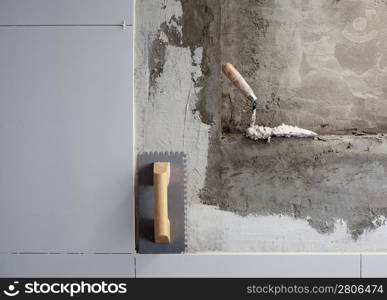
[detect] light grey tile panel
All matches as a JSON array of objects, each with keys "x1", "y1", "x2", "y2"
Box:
[
  {"x1": 136, "y1": 254, "x2": 360, "y2": 278},
  {"x1": 361, "y1": 254, "x2": 387, "y2": 278},
  {"x1": 0, "y1": 0, "x2": 134, "y2": 25},
  {"x1": 0, "y1": 26, "x2": 134, "y2": 253},
  {"x1": 0, "y1": 254, "x2": 134, "y2": 278}
]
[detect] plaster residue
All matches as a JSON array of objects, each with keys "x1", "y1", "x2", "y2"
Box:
[
  {"x1": 188, "y1": 203, "x2": 387, "y2": 252},
  {"x1": 246, "y1": 123, "x2": 317, "y2": 141},
  {"x1": 135, "y1": 0, "x2": 212, "y2": 251}
]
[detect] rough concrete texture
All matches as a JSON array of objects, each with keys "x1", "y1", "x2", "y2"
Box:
[
  {"x1": 221, "y1": 0, "x2": 387, "y2": 135},
  {"x1": 135, "y1": 0, "x2": 219, "y2": 251},
  {"x1": 136, "y1": 0, "x2": 387, "y2": 252},
  {"x1": 201, "y1": 135, "x2": 387, "y2": 239}
]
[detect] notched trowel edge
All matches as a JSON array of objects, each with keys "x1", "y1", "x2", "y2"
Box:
[{"x1": 136, "y1": 152, "x2": 187, "y2": 254}]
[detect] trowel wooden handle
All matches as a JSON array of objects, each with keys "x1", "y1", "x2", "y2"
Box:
[
  {"x1": 222, "y1": 63, "x2": 254, "y2": 97},
  {"x1": 153, "y1": 162, "x2": 171, "y2": 244}
]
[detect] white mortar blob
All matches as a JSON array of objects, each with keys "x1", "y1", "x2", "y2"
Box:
[{"x1": 246, "y1": 123, "x2": 317, "y2": 141}]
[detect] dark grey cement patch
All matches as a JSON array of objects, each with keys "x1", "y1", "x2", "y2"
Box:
[
  {"x1": 180, "y1": 0, "x2": 221, "y2": 125},
  {"x1": 147, "y1": 0, "x2": 221, "y2": 124},
  {"x1": 148, "y1": 37, "x2": 167, "y2": 97},
  {"x1": 201, "y1": 135, "x2": 387, "y2": 239}
]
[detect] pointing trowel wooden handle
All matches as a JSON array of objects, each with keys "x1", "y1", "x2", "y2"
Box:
[
  {"x1": 153, "y1": 162, "x2": 171, "y2": 244},
  {"x1": 222, "y1": 63, "x2": 257, "y2": 101}
]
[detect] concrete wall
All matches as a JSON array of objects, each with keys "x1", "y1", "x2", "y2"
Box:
[
  {"x1": 136, "y1": 0, "x2": 387, "y2": 252},
  {"x1": 221, "y1": 0, "x2": 387, "y2": 135}
]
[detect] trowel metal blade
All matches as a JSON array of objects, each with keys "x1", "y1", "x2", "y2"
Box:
[{"x1": 136, "y1": 152, "x2": 186, "y2": 254}]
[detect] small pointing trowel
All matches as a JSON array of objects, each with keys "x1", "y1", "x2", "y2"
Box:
[
  {"x1": 222, "y1": 62, "x2": 317, "y2": 141},
  {"x1": 222, "y1": 62, "x2": 258, "y2": 127}
]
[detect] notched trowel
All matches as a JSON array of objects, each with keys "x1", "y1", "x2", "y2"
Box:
[{"x1": 136, "y1": 152, "x2": 186, "y2": 253}]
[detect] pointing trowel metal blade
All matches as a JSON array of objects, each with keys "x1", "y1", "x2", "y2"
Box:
[{"x1": 136, "y1": 152, "x2": 186, "y2": 254}]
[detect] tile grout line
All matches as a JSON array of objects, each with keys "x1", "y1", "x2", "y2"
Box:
[
  {"x1": 360, "y1": 254, "x2": 362, "y2": 278},
  {"x1": 135, "y1": 256, "x2": 137, "y2": 278}
]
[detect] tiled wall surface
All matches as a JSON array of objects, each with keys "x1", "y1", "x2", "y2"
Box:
[{"x1": 1, "y1": 254, "x2": 386, "y2": 278}]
